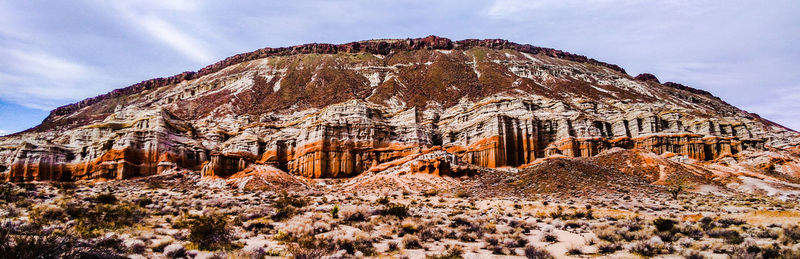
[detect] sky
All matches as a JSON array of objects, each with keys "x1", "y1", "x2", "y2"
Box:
[{"x1": 1, "y1": 0, "x2": 799, "y2": 135}]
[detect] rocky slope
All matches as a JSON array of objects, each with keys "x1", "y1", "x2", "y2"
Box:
[{"x1": 1, "y1": 36, "x2": 798, "y2": 196}]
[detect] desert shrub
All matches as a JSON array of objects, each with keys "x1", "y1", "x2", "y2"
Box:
[
  {"x1": 542, "y1": 233, "x2": 558, "y2": 243},
  {"x1": 450, "y1": 216, "x2": 473, "y2": 228},
  {"x1": 136, "y1": 196, "x2": 153, "y2": 207},
  {"x1": 583, "y1": 208, "x2": 594, "y2": 219},
  {"x1": 566, "y1": 245, "x2": 583, "y2": 255},
  {"x1": 683, "y1": 250, "x2": 705, "y2": 259},
  {"x1": 508, "y1": 219, "x2": 524, "y2": 229},
  {"x1": 287, "y1": 243, "x2": 328, "y2": 259},
  {"x1": 232, "y1": 247, "x2": 282, "y2": 258},
  {"x1": 274, "y1": 215, "x2": 332, "y2": 253},
  {"x1": 93, "y1": 193, "x2": 118, "y2": 205},
  {"x1": 0, "y1": 222, "x2": 125, "y2": 258},
  {"x1": 717, "y1": 218, "x2": 747, "y2": 228},
  {"x1": 400, "y1": 220, "x2": 418, "y2": 235},
  {"x1": 708, "y1": 229, "x2": 744, "y2": 244},
  {"x1": 490, "y1": 245, "x2": 506, "y2": 255},
  {"x1": 458, "y1": 232, "x2": 478, "y2": 242},
  {"x1": 731, "y1": 241, "x2": 764, "y2": 259},
  {"x1": 781, "y1": 224, "x2": 800, "y2": 245},
  {"x1": 380, "y1": 203, "x2": 409, "y2": 218},
  {"x1": 185, "y1": 214, "x2": 233, "y2": 250},
  {"x1": 18, "y1": 183, "x2": 36, "y2": 192},
  {"x1": 426, "y1": 244, "x2": 464, "y2": 259},
  {"x1": 353, "y1": 221, "x2": 374, "y2": 232},
  {"x1": 509, "y1": 233, "x2": 529, "y2": 247},
  {"x1": 678, "y1": 224, "x2": 704, "y2": 239},
  {"x1": 243, "y1": 220, "x2": 270, "y2": 234},
  {"x1": 0, "y1": 223, "x2": 72, "y2": 258},
  {"x1": 402, "y1": 234, "x2": 423, "y2": 249},
  {"x1": 271, "y1": 205, "x2": 297, "y2": 221},
  {"x1": 418, "y1": 224, "x2": 445, "y2": 242},
  {"x1": 621, "y1": 230, "x2": 650, "y2": 241},
  {"x1": 277, "y1": 214, "x2": 331, "y2": 241},
  {"x1": 275, "y1": 191, "x2": 307, "y2": 208},
  {"x1": 594, "y1": 225, "x2": 622, "y2": 242},
  {"x1": 484, "y1": 235, "x2": 499, "y2": 246},
  {"x1": 0, "y1": 184, "x2": 23, "y2": 204},
  {"x1": 376, "y1": 196, "x2": 391, "y2": 205},
  {"x1": 207, "y1": 251, "x2": 226, "y2": 259},
  {"x1": 524, "y1": 245, "x2": 554, "y2": 259},
  {"x1": 699, "y1": 217, "x2": 714, "y2": 230},
  {"x1": 206, "y1": 198, "x2": 238, "y2": 209},
  {"x1": 163, "y1": 243, "x2": 186, "y2": 258},
  {"x1": 657, "y1": 230, "x2": 678, "y2": 242},
  {"x1": 422, "y1": 189, "x2": 439, "y2": 197},
  {"x1": 564, "y1": 220, "x2": 583, "y2": 229},
  {"x1": 125, "y1": 239, "x2": 146, "y2": 254},
  {"x1": 151, "y1": 240, "x2": 173, "y2": 252},
  {"x1": 597, "y1": 241, "x2": 622, "y2": 254},
  {"x1": 569, "y1": 208, "x2": 594, "y2": 219},
  {"x1": 621, "y1": 217, "x2": 645, "y2": 232},
  {"x1": 340, "y1": 206, "x2": 367, "y2": 222},
  {"x1": 29, "y1": 205, "x2": 67, "y2": 225},
  {"x1": 630, "y1": 240, "x2": 670, "y2": 257},
  {"x1": 678, "y1": 237, "x2": 695, "y2": 248},
  {"x1": 653, "y1": 217, "x2": 677, "y2": 232},
  {"x1": 330, "y1": 205, "x2": 339, "y2": 219},
  {"x1": 781, "y1": 247, "x2": 800, "y2": 258},
  {"x1": 753, "y1": 226, "x2": 781, "y2": 239},
  {"x1": 449, "y1": 216, "x2": 486, "y2": 235},
  {"x1": 549, "y1": 206, "x2": 564, "y2": 219},
  {"x1": 387, "y1": 241, "x2": 399, "y2": 252},
  {"x1": 760, "y1": 243, "x2": 782, "y2": 259},
  {"x1": 74, "y1": 203, "x2": 146, "y2": 237},
  {"x1": 52, "y1": 182, "x2": 76, "y2": 194},
  {"x1": 81, "y1": 234, "x2": 126, "y2": 257},
  {"x1": 330, "y1": 233, "x2": 375, "y2": 255},
  {"x1": 14, "y1": 198, "x2": 33, "y2": 208},
  {"x1": 146, "y1": 181, "x2": 163, "y2": 189},
  {"x1": 271, "y1": 193, "x2": 306, "y2": 222}
]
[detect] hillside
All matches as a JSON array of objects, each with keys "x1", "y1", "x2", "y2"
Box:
[{"x1": 1, "y1": 36, "x2": 798, "y2": 198}]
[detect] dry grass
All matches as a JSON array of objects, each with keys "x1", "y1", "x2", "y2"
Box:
[{"x1": 3, "y1": 173, "x2": 799, "y2": 258}]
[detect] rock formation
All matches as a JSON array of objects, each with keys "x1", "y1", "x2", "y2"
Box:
[{"x1": 1, "y1": 36, "x2": 798, "y2": 184}]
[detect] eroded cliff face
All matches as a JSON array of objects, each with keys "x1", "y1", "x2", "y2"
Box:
[{"x1": 1, "y1": 36, "x2": 798, "y2": 182}]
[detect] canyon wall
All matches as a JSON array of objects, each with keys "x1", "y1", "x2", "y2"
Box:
[
  {"x1": 0, "y1": 37, "x2": 795, "y2": 182},
  {"x1": 2, "y1": 96, "x2": 770, "y2": 182}
]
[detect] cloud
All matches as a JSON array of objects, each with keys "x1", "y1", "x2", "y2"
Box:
[
  {"x1": 740, "y1": 86, "x2": 800, "y2": 131},
  {"x1": 0, "y1": 48, "x2": 110, "y2": 110},
  {"x1": 111, "y1": 2, "x2": 216, "y2": 64},
  {"x1": 3, "y1": 49, "x2": 91, "y2": 81},
  {"x1": 134, "y1": 15, "x2": 215, "y2": 63},
  {"x1": 0, "y1": 129, "x2": 8, "y2": 136},
  {"x1": 487, "y1": 0, "x2": 635, "y2": 18}
]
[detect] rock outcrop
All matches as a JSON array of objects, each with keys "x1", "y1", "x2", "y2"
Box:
[{"x1": 1, "y1": 36, "x2": 798, "y2": 184}]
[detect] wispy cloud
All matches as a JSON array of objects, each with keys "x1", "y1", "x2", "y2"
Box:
[
  {"x1": 740, "y1": 86, "x2": 800, "y2": 131},
  {"x1": 0, "y1": 129, "x2": 9, "y2": 136},
  {"x1": 111, "y1": 2, "x2": 216, "y2": 64},
  {"x1": 0, "y1": 48, "x2": 109, "y2": 110},
  {"x1": 487, "y1": 0, "x2": 633, "y2": 18},
  {"x1": 4, "y1": 49, "x2": 91, "y2": 81},
  {"x1": 134, "y1": 15, "x2": 214, "y2": 63}
]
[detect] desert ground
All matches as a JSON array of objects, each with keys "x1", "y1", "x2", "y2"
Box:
[{"x1": 2, "y1": 169, "x2": 800, "y2": 259}]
